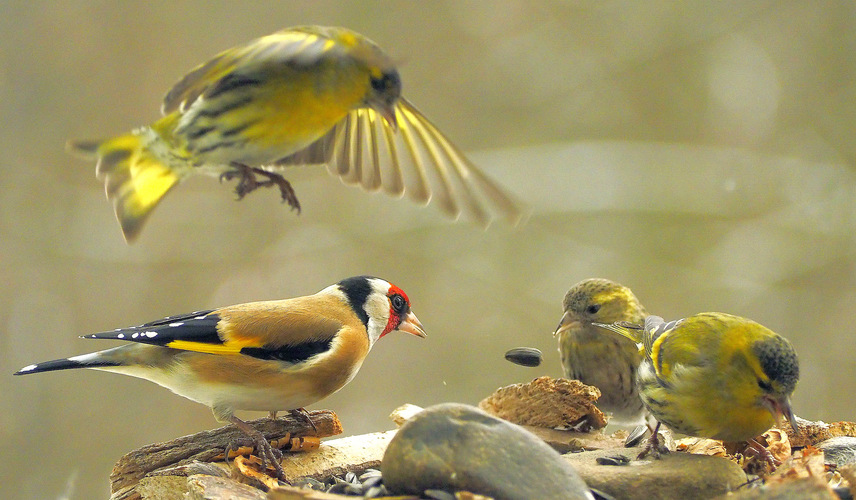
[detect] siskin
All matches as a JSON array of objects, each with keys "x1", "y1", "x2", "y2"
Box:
[
  {"x1": 553, "y1": 278, "x2": 648, "y2": 425},
  {"x1": 596, "y1": 313, "x2": 799, "y2": 458},
  {"x1": 69, "y1": 26, "x2": 525, "y2": 242}
]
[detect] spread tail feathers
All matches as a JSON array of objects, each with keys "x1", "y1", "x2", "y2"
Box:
[{"x1": 68, "y1": 130, "x2": 182, "y2": 242}]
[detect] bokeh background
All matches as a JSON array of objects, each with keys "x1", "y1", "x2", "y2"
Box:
[{"x1": 2, "y1": 1, "x2": 854, "y2": 498}]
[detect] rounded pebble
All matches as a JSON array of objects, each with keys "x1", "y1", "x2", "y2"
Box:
[{"x1": 382, "y1": 403, "x2": 593, "y2": 499}]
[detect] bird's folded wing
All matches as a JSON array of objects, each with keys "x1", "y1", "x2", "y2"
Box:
[
  {"x1": 162, "y1": 28, "x2": 343, "y2": 115},
  {"x1": 84, "y1": 302, "x2": 346, "y2": 364}
]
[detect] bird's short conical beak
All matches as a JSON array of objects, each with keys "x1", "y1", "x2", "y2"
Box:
[
  {"x1": 780, "y1": 397, "x2": 798, "y2": 432},
  {"x1": 763, "y1": 395, "x2": 798, "y2": 432},
  {"x1": 398, "y1": 311, "x2": 426, "y2": 338},
  {"x1": 379, "y1": 104, "x2": 398, "y2": 131},
  {"x1": 553, "y1": 311, "x2": 580, "y2": 337}
]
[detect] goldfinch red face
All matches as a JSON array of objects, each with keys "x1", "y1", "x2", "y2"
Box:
[
  {"x1": 338, "y1": 276, "x2": 425, "y2": 345},
  {"x1": 381, "y1": 283, "x2": 423, "y2": 338}
]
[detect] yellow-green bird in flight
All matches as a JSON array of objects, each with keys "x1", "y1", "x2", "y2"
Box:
[{"x1": 70, "y1": 26, "x2": 525, "y2": 242}]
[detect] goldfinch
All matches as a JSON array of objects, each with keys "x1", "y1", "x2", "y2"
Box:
[
  {"x1": 14, "y1": 276, "x2": 425, "y2": 478},
  {"x1": 596, "y1": 313, "x2": 799, "y2": 459},
  {"x1": 68, "y1": 25, "x2": 525, "y2": 242},
  {"x1": 553, "y1": 279, "x2": 647, "y2": 425}
]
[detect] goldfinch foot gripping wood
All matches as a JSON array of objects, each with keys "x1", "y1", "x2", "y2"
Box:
[
  {"x1": 68, "y1": 25, "x2": 526, "y2": 242},
  {"x1": 596, "y1": 313, "x2": 799, "y2": 460},
  {"x1": 15, "y1": 276, "x2": 425, "y2": 479}
]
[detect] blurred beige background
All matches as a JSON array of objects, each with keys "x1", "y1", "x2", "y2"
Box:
[{"x1": 1, "y1": 1, "x2": 854, "y2": 498}]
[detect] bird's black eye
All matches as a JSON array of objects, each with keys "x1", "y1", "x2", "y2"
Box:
[
  {"x1": 371, "y1": 71, "x2": 400, "y2": 93},
  {"x1": 390, "y1": 294, "x2": 407, "y2": 314},
  {"x1": 586, "y1": 304, "x2": 601, "y2": 314},
  {"x1": 757, "y1": 379, "x2": 773, "y2": 392}
]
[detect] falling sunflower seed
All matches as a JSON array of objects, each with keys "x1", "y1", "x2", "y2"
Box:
[{"x1": 504, "y1": 347, "x2": 543, "y2": 367}]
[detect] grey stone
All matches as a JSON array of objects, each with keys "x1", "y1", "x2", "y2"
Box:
[
  {"x1": 382, "y1": 403, "x2": 593, "y2": 500},
  {"x1": 564, "y1": 447, "x2": 747, "y2": 500},
  {"x1": 817, "y1": 436, "x2": 856, "y2": 468},
  {"x1": 714, "y1": 476, "x2": 838, "y2": 499}
]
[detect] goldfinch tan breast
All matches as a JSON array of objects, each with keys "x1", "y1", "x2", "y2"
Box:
[
  {"x1": 68, "y1": 25, "x2": 525, "y2": 242},
  {"x1": 14, "y1": 276, "x2": 425, "y2": 478}
]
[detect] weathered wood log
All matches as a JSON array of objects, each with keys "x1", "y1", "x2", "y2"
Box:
[
  {"x1": 110, "y1": 410, "x2": 342, "y2": 500},
  {"x1": 186, "y1": 475, "x2": 267, "y2": 500},
  {"x1": 273, "y1": 430, "x2": 395, "y2": 483},
  {"x1": 479, "y1": 376, "x2": 607, "y2": 431}
]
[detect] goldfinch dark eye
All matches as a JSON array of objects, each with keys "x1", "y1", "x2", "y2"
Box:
[
  {"x1": 586, "y1": 304, "x2": 601, "y2": 314},
  {"x1": 757, "y1": 379, "x2": 773, "y2": 392},
  {"x1": 390, "y1": 294, "x2": 407, "y2": 314}
]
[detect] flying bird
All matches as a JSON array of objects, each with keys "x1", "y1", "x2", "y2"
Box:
[{"x1": 69, "y1": 25, "x2": 525, "y2": 241}]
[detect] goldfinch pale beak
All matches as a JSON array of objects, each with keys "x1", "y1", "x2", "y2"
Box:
[
  {"x1": 553, "y1": 312, "x2": 579, "y2": 337},
  {"x1": 398, "y1": 311, "x2": 426, "y2": 338},
  {"x1": 762, "y1": 394, "x2": 798, "y2": 432}
]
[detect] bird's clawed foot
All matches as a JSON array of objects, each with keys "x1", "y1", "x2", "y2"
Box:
[
  {"x1": 221, "y1": 163, "x2": 302, "y2": 213},
  {"x1": 290, "y1": 408, "x2": 318, "y2": 434},
  {"x1": 743, "y1": 438, "x2": 782, "y2": 471},
  {"x1": 637, "y1": 422, "x2": 670, "y2": 460},
  {"x1": 227, "y1": 415, "x2": 285, "y2": 479}
]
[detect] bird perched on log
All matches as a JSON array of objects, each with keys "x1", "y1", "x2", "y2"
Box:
[
  {"x1": 553, "y1": 278, "x2": 648, "y2": 425},
  {"x1": 14, "y1": 276, "x2": 426, "y2": 478},
  {"x1": 68, "y1": 25, "x2": 525, "y2": 242},
  {"x1": 596, "y1": 313, "x2": 799, "y2": 459}
]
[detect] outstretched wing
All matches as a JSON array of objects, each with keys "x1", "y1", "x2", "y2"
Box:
[{"x1": 275, "y1": 98, "x2": 528, "y2": 227}]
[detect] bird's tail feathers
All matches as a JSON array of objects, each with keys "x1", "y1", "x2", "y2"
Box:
[
  {"x1": 14, "y1": 352, "x2": 120, "y2": 375},
  {"x1": 68, "y1": 128, "x2": 182, "y2": 242}
]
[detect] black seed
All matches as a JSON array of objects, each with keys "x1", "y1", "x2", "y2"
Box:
[
  {"x1": 359, "y1": 469, "x2": 382, "y2": 481},
  {"x1": 504, "y1": 347, "x2": 543, "y2": 367},
  {"x1": 625, "y1": 424, "x2": 648, "y2": 447},
  {"x1": 361, "y1": 475, "x2": 383, "y2": 488},
  {"x1": 596, "y1": 455, "x2": 631, "y2": 466}
]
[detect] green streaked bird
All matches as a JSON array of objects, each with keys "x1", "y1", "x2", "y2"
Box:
[
  {"x1": 69, "y1": 26, "x2": 525, "y2": 242},
  {"x1": 553, "y1": 278, "x2": 648, "y2": 425},
  {"x1": 596, "y1": 313, "x2": 799, "y2": 459}
]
